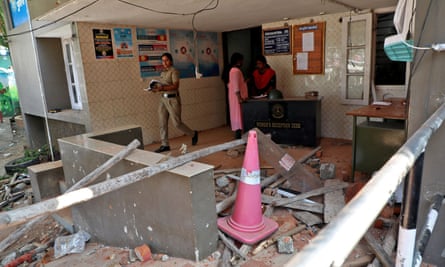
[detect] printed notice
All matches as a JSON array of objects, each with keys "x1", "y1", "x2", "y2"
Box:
[
  {"x1": 302, "y1": 32, "x2": 314, "y2": 52},
  {"x1": 136, "y1": 28, "x2": 168, "y2": 78},
  {"x1": 93, "y1": 29, "x2": 114, "y2": 59},
  {"x1": 263, "y1": 27, "x2": 291, "y2": 55},
  {"x1": 296, "y1": 52, "x2": 308, "y2": 70}
]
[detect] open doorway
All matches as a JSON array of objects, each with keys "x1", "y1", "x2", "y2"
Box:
[{"x1": 222, "y1": 26, "x2": 262, "y2": 124}]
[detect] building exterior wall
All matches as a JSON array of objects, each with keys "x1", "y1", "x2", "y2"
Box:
[
  {"x1": 8, "y1": 29, "x2": 45, "y2": 117},
  {"x1": 409, "y1": 1, "x2": 445, "y2": 265}
]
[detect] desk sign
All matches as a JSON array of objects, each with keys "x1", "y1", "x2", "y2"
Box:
[{"x1": 263, "y1": 27, "x2": 291, "y2": 55}]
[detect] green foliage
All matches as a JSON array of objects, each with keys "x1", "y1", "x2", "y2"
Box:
[
  {"x1": 10, "y1": 144, "x2": 51, "y2": 165},
  {"x1": 0, "y1": 4, "x2": 8, "y2": 48}
]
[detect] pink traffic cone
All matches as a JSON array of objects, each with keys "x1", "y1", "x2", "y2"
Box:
[{"x1": 217, "y1": 130, "x2": 278, "y2": 244}]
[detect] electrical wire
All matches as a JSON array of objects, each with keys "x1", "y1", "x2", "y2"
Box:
[
  {"x1": 117, "y1": 0, "x2": 219, "y2": 26},
  {"x1": 5, "y1": 0, "x2": 219, "y2": 39},
  {"x1": 116, "y1": 0, "x2": 219, "y2": 32},
  {"x1": 402, "y1": 40, "x2": 431, "y2": 50},
  {"x1": 191, "y1": 0, "x2": 219, "y2": 32},
  {"x1": 5, "y1": 0, "x2": 101, "y2": 38}
]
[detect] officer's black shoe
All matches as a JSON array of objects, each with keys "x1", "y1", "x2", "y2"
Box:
[
  {"x1": 155, "y1": 145, "x2": 170, "y2": 153},
  {"x1": 192, "y1": 131, "x2": 198, "y2": 145}
]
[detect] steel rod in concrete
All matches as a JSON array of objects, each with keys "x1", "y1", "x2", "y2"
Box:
[
  {"x1": 0, "y1": 138, "x2": 246, "y2": 229},
  {"x1": 66, "y1": 139, "x2": 141, "y2": 193},
  {"x1": 284, "y1": 102, "x2": 445, "y2": 267}
]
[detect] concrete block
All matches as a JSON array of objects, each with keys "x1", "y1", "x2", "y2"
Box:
[
  {"x1": 28, "y1": 160, "x2": 64, "y2": 202},
  {"x1": 58, "y1": 125, "x2": 217, "y2": 261},
  {"x1": 216, "y1": 176, "x2": 230, "y2": 188},
  {"x1": 277, "y1": 236, "x2": 294, "y2": 254},
  {"x1": 320, "y1": 163, "x2": 336, "y2": 179}
]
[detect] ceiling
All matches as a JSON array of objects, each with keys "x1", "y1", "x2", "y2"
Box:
[{"x1": 38, "y1": 0, "x2": 398, "y2": 33}]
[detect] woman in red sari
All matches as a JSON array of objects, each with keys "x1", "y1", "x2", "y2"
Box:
[{"x1": 252, "y1": 55, "x2": 276, "y2": 97}]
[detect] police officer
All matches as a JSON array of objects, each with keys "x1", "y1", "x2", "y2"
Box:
[{"x1": 152, "y1": 52, "x2": 198, "y2": 153}]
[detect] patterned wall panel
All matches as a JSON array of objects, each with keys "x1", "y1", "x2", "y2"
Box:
[{"x1": 76, "y1": 22, "x2": 226, "y2": 145}]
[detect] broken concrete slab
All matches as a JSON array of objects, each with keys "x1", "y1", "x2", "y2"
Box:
[
  {"x1": 253, "y1": 128, "x2": 322, "y2": 193},
  {"x1": 262, "y1": 195, "x2": 323, "y2": 214},
  {"x1": 58, "y1": 125, "x2": 218, "y2": 260},
  {"x1": 28, "y1": 161, "x2": 64, "y2": 202},
  {"x1": 293, "y1": 211, "x2": 322, "y2": 227},
  {"x1": 323, "y1": 179, "x2": 346, "y2": 223}
]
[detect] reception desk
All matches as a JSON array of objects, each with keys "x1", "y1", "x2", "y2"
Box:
[{"x1": 242, "y1": 97, "x2": 321, "y2": 146}]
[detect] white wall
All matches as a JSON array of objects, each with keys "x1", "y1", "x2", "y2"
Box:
[
  {"x1": 410, "y1": 1, "x2": 445, "y2": 265},
  {"x1": 8, "y1": 28, "x2": 46, "y2": 116}
]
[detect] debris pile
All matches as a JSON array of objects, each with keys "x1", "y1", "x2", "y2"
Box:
[
  {"x1": 0, "y1": 173, "x2": 32, "y2": 211},
  {"x1": 0, "y1": 129, "x2": 400, "y2": 266}
]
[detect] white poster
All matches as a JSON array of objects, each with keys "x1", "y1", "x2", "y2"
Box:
[
  {"x1": 302, "y1": 32, "x2": 314, "y2": 52},
  {"x1": 296, "y1": 53, "x2": 309, "y2": 70}
]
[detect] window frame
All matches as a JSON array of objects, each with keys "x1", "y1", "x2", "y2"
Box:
[
  {"x1": 341, "y1": 13, "x2": 373, "y2": 105},
  {"x1": 61, "y1": 38, "x2": 82, "y2": 110}
]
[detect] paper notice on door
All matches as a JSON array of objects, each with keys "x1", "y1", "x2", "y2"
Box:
[{"x1": 296, "y1": 52, "x2": 308, "y2": 70}]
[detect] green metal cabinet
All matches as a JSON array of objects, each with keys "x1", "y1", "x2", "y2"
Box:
[{"x1": 355, "y1": 120, "x2": 406, "y2": 173}]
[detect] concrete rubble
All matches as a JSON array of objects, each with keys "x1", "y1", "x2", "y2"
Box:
[{"x1": 0, "y1": 128, "x2": 401, "y2": 267}]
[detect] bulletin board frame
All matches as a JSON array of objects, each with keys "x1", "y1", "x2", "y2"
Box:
[
  {"x1": 262, "y1": 26, "x2": 292, "y2": 56},
  {"x1": 292, "y1": 21, "x2": 325, "y2": 74}
]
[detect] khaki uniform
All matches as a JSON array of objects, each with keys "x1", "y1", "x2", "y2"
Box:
[{"x1": 158, "y1": 66, "x2": 194, "y2": 146}]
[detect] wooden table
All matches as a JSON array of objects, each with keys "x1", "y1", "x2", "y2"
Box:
[{"x1": 346, "y1": 99, "x2": 408, "y2": 180}]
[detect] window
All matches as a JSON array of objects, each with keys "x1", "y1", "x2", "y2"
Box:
[
  {"x1": 62, "y1": 38, "x2": 82, "y2": 110},
  {"x1": 341, "y1": 13, "x2": 372, "y2": 105},
  {"x1": 374, "y1": 12, "x2": 407, "y2": 98}
]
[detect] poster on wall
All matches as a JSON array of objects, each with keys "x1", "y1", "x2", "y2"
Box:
[
  {"x1": 169, "y1": 30, "x2": 195, "y2": 78},
  {"x1": 113, "y1": 28, "x2": 133, "y2": 58},
  {"x1": 292, "y1": 22, "x2": 325, "y2": 74},
  {"x1": 93, "y1": 29, "x2": 114, "y2": 59},
  {"x1": 8, "y1": 0, "x2": 29, "y2": 28},
  {"x1": 136, "y1": 28, "x2": 168, "y2": 78},
  {"x1": 197, "y1": 32, "x2": 219, "y2": 77}
]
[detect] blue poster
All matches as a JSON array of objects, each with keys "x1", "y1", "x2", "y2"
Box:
[
  {"x1": 8, "y1": 0, "x2": 29, "y2": 28},
  {"x1": 197, "y1": 32, "x2": 219, "y2": 77},
  {"x1": 136, "y1": 28, "x2": 168, "y2": 78},
  {"x1": 113, "y1": 28, "x2": 133, "y2": 58},
  {"x1": 169, "y1": 30, "x2": 195, "y2": 78}
]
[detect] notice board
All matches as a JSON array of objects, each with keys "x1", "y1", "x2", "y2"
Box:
[
  {"x1": 292, "y1": 22, "x2": 325, "y2": 74},
  {"x1": 263, "y1": 27, "x2": 291, "y2": 55}
]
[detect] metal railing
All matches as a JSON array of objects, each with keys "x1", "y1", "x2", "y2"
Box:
[{"x1": 285, "y1": 102, "x2": 445, "y2": 267}]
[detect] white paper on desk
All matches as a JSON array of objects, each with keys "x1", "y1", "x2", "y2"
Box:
[
  {"x1": 372, "y1": 101, "x2": 392, "y2": 106},
  {"x1": 296, "y1": 53, "x2": 308, "y2": 70},
  {"x1": 302, "y1": 32, "x2": 314, "y2": 52}
]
